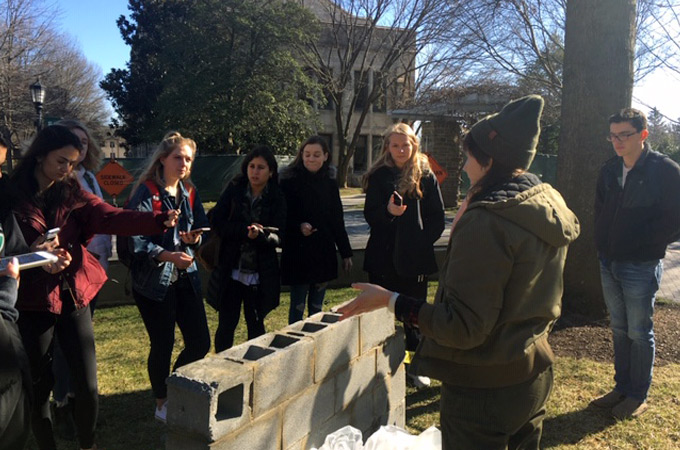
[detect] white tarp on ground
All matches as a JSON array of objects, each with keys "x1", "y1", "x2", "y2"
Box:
[{"x1": 312, "y1": 424, "x2": 441, "y2": 450}]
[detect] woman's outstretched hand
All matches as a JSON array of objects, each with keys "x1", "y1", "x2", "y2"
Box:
[{"x1": 334, "y1": 282, "x2": 391, "y2": 320}]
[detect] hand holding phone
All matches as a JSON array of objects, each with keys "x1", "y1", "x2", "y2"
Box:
[
  {"x1": 387, "y1": 191, "x2": 407, "y2": 217},
  {"x1": 393, "y1": 192, "x2": 403, "y2": 206},
  {"x1": 44, "y1": 227, "x2": 60, "y2": 242}
]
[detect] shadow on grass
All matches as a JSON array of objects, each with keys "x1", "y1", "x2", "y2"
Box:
[
  {"x1": 405, "y1": 385, "x2": 440, "y2": 432},
  {"x1": 542, "y1": 404, "x2": 617, "y2": 448},
  {"x1": 32, "y1": 390, "x2": 167, "y2": 450}
]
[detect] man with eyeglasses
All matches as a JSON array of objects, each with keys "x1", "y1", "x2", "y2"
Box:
[{"x1": 591, "y1": 107, "x2": 680, "y2": 419}]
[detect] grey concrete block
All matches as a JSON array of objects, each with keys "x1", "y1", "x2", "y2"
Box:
[
  {"x1": 220, "y1": 332, "x2": 315, "y2": 418},
  {"x1": 166, "y1": 430, "x2": 210, "y2": 450},
  {"x1": 210, "y1": 408, "x2": 281, "y2": 450},
  {"x1": 335, "y1": 348, "x2": 377, "y2": 412},
  {"x1": 359, "y1": 307, "x2": 395, "y2": 355},
  {"x1": 282, "y1": 378, "x2": 335, "y2": 448},
  {"x1": 388, "y1": 362, "x2": 406, "y2": 410},
  {"x1": 349, "y1": 388, "x2": 376, "y2": 435},
  {"x1": 376, "y1": 326, "x2": 405, "y2": 379},
  {"x1": 305, "y1": 408, "x2": 353, "y2": 450},
  {"x1": 167, "y1": 356, "x2": 253, "y2": 442},
  {"x1": 285, "y1": 312, "x2": 360, "y2": 383}
]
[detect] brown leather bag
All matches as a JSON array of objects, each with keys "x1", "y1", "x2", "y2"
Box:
[{"x1": 196, "y1": 232, "x2": 220, "y2": 272}]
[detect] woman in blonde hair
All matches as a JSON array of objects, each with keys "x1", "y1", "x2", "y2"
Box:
[
  {"x1": 125, "y1": 131, "x2": 210, "y2": 422},
  {"x1": 362, "y1": 122, "x2": 445, "y2": 387}
]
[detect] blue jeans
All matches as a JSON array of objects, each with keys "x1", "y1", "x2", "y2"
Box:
[
  {"x1": 288, "y1": 284, "x2": 327, "y2": 324},
  {"x1": 599, "y1": 259, "x2": 662, "y2": 401}
]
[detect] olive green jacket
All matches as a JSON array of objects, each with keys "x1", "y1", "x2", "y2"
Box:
[{"x1": 411, "y1": 180, "x2": 580, "y2": 388}]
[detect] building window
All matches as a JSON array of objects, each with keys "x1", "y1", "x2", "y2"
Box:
[
  {"x1": 354, "y1": 70, "x2": 368, "y2": 111},
  {"x1": 372, "y1": 135, "x2": 384, "y2": 163},
  {"x1": 353, "y1": 135, "x2": 368, "y2": 172},
  {"x1": 110, "y1": 141, "x2": 115, "y2": 148},
  {"x1": 373, "y1": 71, "x2": 387, "y2": 113}
]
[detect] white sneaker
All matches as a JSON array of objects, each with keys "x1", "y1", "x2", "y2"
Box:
[
  {"x1": 408, "y1": 373, "x2": 431, "y2": 389},
  {"x1": 154, "y1": 403, "x2": 167, "y2": 423}
]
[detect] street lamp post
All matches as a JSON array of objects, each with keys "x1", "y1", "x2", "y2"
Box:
[{"x1": 30, "y1": 79, "x2": 45, "y2": 134}]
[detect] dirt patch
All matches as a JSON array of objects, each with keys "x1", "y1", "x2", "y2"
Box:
[{"x1": 549, "y1": 303, "x2": 680, "y2": 366}]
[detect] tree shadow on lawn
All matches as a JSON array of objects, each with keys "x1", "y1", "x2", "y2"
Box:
[
  {"x1": 542, "y1": 404, "x2": 617, "y2": 448},
  {"x1": 58, "y1": 390, "x2": 166, "y2": 450},
  {"x1": 404, "y1": 385, "x2": 618, "y2": 447}
]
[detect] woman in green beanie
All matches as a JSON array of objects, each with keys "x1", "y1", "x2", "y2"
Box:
[{"x1": 338, "y1": 95, "x2": 580, "y2": 450}]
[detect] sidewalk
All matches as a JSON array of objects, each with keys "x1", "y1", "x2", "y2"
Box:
[
  {"x1": 658, "y1": 240, "x2": 680, "y2": 303},
  {"x1": 341, "y1": 194, "x2": 453, "y2": 251},
  {"x1": 342, "y1": 193, "x2": 679, "y2": 304}
]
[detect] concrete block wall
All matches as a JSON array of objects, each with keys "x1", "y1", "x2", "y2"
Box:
[{"x1": 166, "y1": 309, "x2": 406, "y2": 450}]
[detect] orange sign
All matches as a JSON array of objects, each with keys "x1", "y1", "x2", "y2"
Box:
[
  {"x1": 426, "y1": 153, "x2": 448, "y2": 184},
  {"x1": 96, "y1": 160, "x2": 134, "y2": 197}
]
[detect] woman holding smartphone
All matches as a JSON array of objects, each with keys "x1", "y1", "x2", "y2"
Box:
[
  {"x1": 362, "y1": 123, "x2": 445, "y2": 387},
  {"x1": 211, "y1": 146, "x2": 286, "y2": 352},
  {"x1": 125, "y1": 131, "x2": 211, "y2": 423},
  {"x1": 9, "y1": 125, "x2": 177, "y2": 450}
]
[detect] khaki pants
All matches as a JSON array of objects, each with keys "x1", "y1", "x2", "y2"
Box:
[{"x1": 440, "y1": 365, "x2": 553, "y2": 450}]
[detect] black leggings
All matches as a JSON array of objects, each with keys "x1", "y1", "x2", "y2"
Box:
[
  {"x1": 18, "y1": 303, "x2": 98, "y2": 450},
  {"x1": 215, "y1": 278, "x2": 266, "y2": 352},
  {"x1": 369, "y1": 272, "x2": 428, "y2": 352},
  {"x1": 133, "y1": 277, "x2": 210, "y2": 399}
]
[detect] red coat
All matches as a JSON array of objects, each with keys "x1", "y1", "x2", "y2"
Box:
[{"x1": 13, "y1": 188, "x2": 168, "y2": 314}]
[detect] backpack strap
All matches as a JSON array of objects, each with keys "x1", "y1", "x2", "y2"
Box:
[{"x1": 143, "y1": 180, "x2": 163, "y2": 213}]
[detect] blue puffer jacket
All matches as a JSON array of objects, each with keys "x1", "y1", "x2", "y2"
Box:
[{"x1": 127, "y1": 181, "x2": 210, "y2": 302}]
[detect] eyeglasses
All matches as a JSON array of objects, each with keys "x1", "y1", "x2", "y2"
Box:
[{"x1": 606, "y1": 131, "x2": 639, "y2": 142}]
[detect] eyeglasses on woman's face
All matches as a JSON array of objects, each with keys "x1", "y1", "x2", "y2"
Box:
[{"x1": 606, "y1": 131, "x2": 639, "y2": 142}]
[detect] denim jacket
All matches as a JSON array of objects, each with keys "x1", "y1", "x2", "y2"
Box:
[{"x1": 127, "y1": 181, "x2": 209, "y2": 302}]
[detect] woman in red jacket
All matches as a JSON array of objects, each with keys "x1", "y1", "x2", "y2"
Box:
[{"x1": 9, "y1": 125, "x2": 178, "y2": 450}]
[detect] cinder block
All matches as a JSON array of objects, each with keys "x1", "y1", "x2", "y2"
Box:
[
  {"x1": 388, "y1": 361, "x2": 406, "y2": 411},
  {"x1": 376, "y1": 326, "x2": 405, "y2": 379},
  {"x1": 305, "y1": 408, "x2": 353, "y2": 450},
  {"x1": 220, "y1": 332, "x2": 315, "y2": 418},
  {"x1": 285, "y1": 312, "x2": 360, "y2": 383},
  {"x1": 359, "y1": 308, "x2": 395, "y2": 354},
  {"x1": 389, "y1": 400, "x2": 406, "y2": 429},
  {"x1": 335, "y1": 348, "x2": 377, "y2": 412},
  {"x1": 166, "y1": 430, "x2": 210, "y2": 450},
  {"x1": 167, "y1": 356, "x2": 253, "y2": 442},
  {"x1": 349, "y1": 388, "x2": 376, "y2": 435},
  {"x1": 210, "y1": 408, "x2": 281, "y2": 450},
  {"x1": 282, "y1": 378, "x2": 335, "y2": 448}
]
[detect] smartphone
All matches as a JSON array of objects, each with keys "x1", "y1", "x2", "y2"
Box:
[
  {"x1": 44, "y1": 227, "x2": 61, "y2": 242},
  {"x1": 393, "y1": 192, "x2": 403, "y2": 206},
  {"x1": 0, "y1": 251, "x2": 59, "y2": 272},
  {"x1": 193, "y1": 227, "x2": 211, "y2": 233}
]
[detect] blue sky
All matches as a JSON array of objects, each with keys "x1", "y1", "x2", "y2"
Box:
[
  {"x1": 57, "y1": 0, "x2": 130, "y2": 74},
  {"x1": 56, "y1": 0, "x2": 680, "y2": 121}
]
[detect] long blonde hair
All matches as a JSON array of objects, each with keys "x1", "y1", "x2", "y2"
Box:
[
  {"x1": 56, "y1": 119, "x2": 104, "y2": 172},
  {"x1": 362, "y1": 122, "x2": 431, "y2": 198},
  {"x1": 130, "y1": 131, "x2": 197, "y2": 195}
]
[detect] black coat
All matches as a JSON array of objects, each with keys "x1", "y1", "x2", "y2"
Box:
[
  {"x1": 211, "y1": 178, "x2": 286, "y2": 315},
  {"x1": 363, "y1": 166, "x2": 445, "y2": 278},
  {"x1": 595, "y1": 145, "x2": 680, "y2": 261},
  {"x1": 279, "y1": 166, "x2": 352, "y2": 285}
]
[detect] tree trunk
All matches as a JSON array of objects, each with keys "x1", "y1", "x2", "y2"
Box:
[{"x1": 557, "y1": 0, "x2": 637, "y2": 318}]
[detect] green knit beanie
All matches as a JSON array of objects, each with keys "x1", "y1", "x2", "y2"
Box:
[{"x1": 469, "y1": 94, "x2": 544, "y2": 170}]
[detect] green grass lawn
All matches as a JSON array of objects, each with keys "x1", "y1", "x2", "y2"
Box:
[{"x1": 32, "y1": 284, "x2": 680, "y2": 449}]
